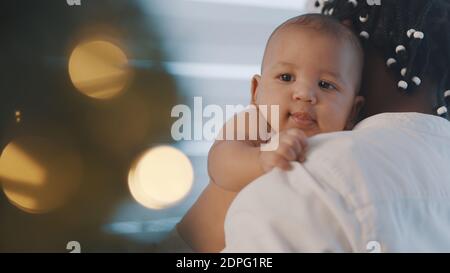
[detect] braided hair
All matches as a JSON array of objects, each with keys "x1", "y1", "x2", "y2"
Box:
[{"x1": 316, "y1": 0, "x2": 450, "y2": 120}]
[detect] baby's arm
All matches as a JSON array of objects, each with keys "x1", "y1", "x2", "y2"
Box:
[
  {"x1": 208, "y1": 112, "x2": 308, "y2": 192},
  {"x1": 208, "y1": 139, "x2": 264, "y2": 192}
]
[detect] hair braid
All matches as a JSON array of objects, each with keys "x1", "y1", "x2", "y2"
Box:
[{"x1": 322, "y1": 0, "x2": 450, "y2": 120}]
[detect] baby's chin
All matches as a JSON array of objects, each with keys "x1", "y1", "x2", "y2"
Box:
[
  {"x1": 271, "y1": 124, "x2": 321, "y2": 138},
  {"x1": 279, "y1": 117, "x2": 321, "y2": 137},
  {"x1": 294, "y1": 127, "x2": 321, "y2": 138}
]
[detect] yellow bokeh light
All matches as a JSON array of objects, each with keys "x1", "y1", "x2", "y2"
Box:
[
  {"x1": 0, "y1": 143, "x2": 46, "y2": 186},
  {"x1": 128, "y1": 146, "x2": 194, "y2": 210},
  {"x1": 0, "y1": 137, "x2": 83, "y2": 214},
  {"x1": 68, "y1": 40, "x2": 130, "y2": 99}
]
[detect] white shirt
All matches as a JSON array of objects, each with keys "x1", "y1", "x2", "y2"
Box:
[{"x1": 223, "y1": 113, "x2": 450, "y2": 252}]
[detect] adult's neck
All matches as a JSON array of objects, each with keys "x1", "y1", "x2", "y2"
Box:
[
  {"x1": 359, "y1": 84, "x2": 437, "y2": 120},
  {"x1": 358, "y1": 47, "x2": 438, "y2": 121}
]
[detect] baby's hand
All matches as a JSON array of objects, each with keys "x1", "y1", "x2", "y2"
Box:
[{"x1": 259, "y1": 128, "x2": 308, "y2": 172}]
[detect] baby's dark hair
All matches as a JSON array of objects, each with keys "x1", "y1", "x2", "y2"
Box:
[
  {"x1": 275, "y1": 13, "x2": 362, "y2": 50},
  {"x1": 319, "y1": 0, "x2": 450, "y2": 120},
  {"x1": 262, "y1": 13, "x2": 364, "y2": 76}
]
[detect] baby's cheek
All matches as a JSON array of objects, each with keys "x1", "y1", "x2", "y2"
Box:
[{"x1": 318, "y1": 112, "x2": 347, "y2": 133}]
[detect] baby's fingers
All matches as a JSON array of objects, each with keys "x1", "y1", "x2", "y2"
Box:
[
  {"x1": 298, "y1": 152, "x2": 306, "y2": 163},
  {"x1": 281, "y1": 136, "x2": 302, "y2": 157},
  {"x1": 286, "y1": 129, "x2": 308, "y2": 151},
  {"x1": 277, "y1": 143, "x2": 297, "y2": 161},
  {"x1": 274, "y1": 156, "x2": 292, "y2": 171}
]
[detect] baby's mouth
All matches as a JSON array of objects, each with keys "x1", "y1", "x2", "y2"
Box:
[{"x1": 289, "y1": 111, "x2": 317, "y2": 128}]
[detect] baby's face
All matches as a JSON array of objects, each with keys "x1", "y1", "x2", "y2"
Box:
[{"x1": 252, "y1": 24, "x2": 364, "y2": 137}]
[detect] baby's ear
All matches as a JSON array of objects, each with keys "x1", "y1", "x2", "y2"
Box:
[
  {"x1": 250, "y1": 74, "x2": 261, "y2": 104},
  {"x1": 346, "y1": 95, "x2": 365, "y2": 130}
]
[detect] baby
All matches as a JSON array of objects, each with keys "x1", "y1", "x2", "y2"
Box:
[{"x1": 177, "y1": 13, "x2": 365, "y2": 252}]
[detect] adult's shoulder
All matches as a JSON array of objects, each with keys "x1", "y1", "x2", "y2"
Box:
[
  {"x1": 302, "y1": 120, "x2": 435, "y2": 206},
  {"x1": 305, "y1": 121, "x2": 409, "y2": 166}
]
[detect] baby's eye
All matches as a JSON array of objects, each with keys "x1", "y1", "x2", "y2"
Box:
[
  {"x1": 279, "y1": 74, "x2": 294, "y2": 82},
  {"x1": 318, "y1": 80, "x2": 337, "y2": 91}
]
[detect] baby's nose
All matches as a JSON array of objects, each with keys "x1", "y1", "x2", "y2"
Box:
[{"x1": 292, "y1": 86, "x2": 317, "y2": 104}]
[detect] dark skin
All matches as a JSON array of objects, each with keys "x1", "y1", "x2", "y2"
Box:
[
  {"x1": 336, "y1": 17, "x2": 438, "y2": 120},
  {"x1": 358, "y1": 45, "x2": 437, "y2": 120},
  {"x1": 177, "y1": 39, "x2": 439, "y2": 255}
]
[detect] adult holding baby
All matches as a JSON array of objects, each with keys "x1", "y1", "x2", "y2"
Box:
[
  {"x1": 176, "y1": 12, "x2": 365, "y2": 253},
  {"x1": 173, "y1": 0, "x2": 450, "y2": 253},
  {"x1": 223, "y1": 0, "x2": 450, "y2": 252}
]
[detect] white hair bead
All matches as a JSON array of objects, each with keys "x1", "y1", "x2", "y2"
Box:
[
  {"x1": 413, "y1": 31, "x2": 425, "y2": 39},
  {"x1": 386, "y1": 58, "x2": 397, "y2": 67},
  {"x1": 444, "y1": 90, "x2": 450, "y2": 98},
  {"x1": 412, "y1": 76, "x2": 422, "y2": 86},
  {"x1": 360, "y1": 31, "x2": 370, "y2": 39},
  {"x1": 398, "y1": 80, "x2": 408, "y2": 90},
  {"x1": 348, "y1": 0, "x2": 358, "y2": 7},
  {"x1": 359, "y1": 15, "x2": 369, "y2": 23},
  {"x1": 329, "y1": 8, "x2": 334, "y2": 15},
  {"x1": 407, "y1": 29, "x2": 416, "y2": 38},
  {"x1": 437, "y1": 106, "x2": 448, "y2": 116},
  {"x1": 396, "y1": 45, "x2": 406, "y2": 54},
  {"x1": 401, "y1": 68, "x2": 407, "y2": 77}
]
